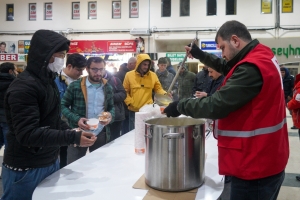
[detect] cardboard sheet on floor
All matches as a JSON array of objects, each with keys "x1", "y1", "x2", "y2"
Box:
[{"x1": 133, "y1": 174, "x2": 198, "y2": 200}]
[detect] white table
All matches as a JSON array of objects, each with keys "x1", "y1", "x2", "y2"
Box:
[{"x1": 33, "y1": 130, "x2": 224, "y2": 200}]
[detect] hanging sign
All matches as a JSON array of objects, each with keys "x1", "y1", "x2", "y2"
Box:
[
  {"x1": 45, "y1": 3, "x2": 53, "y2": 20},
  {"x1": 29, "y1": 3, "x2": 37, "y2": 20},
  {"x1": 72, "y1": 2, "x2": 80, "y2": 19},
  {"x1": 130, "y1": 1, "x2": 139, "y2": 18},
  {"x1": 112, "y1": 1, "x2": 121, "y2": 19},
  {"x1": 88, "y1": 2, "x2": 97, "y2": 19}
]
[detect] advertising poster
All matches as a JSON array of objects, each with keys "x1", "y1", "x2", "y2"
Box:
[
  {"x1": 282, "y1": 0, "x2": 293, "y2": 13},
  {"x1": 72, "y1": 2, "x2": 80, "y2": 19},
  {"x1": 112, "y1": 1, "x2": 121, "y2": 19},
  {"x1": 88, "y1": 2, "x2": 97, "y2": 19},
  {"x1": 261, "y1": 0, "x2": 272, "y2": 14},
  {"x1": 18, "y1": 40, "x2": 31, "y2": 54},
  {"x1": 130, "y1": 1, "x2": 139, "y2": 18},
  {"x1": 200, "y1": 40, "x2": 222, "y2": 58},
  {"x1": 29, "y1": 3, "x2": 37, "y2": 20},
  {"x1": 68, "y1": 40, "x2": 136, "y2": 54},
  {"x1": 6, "y1": 4, "x2": 14, "y2": 21},
  {"x1": 0, "y1": 41, "x2": 17, "y2": 54},
  {"x1": 45, "y1": 3, "x2": 53, "y2": 20}
]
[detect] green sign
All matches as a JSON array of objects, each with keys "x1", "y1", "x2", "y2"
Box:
[
  {"x1": 166, "y1": 52, "x2": 186, "y2": 62},
  {"x1": 272, "y1": 45, "x2": 300, "y2": 59}
]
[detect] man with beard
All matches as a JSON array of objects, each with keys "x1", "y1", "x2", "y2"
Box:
[
  {"x1": 164, "y1": 20, "x2": 289, "y2": 200},
  {"x1": 61, "y1": 57, "x2": 115, "y2": 164}
]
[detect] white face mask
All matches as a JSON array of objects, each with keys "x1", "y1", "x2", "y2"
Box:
[{"x1": 48, "y1": 57, "x2": 65, "y2": 73}]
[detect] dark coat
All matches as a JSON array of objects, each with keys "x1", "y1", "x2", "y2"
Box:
[
  {"x1": 0, "y1": 73, "x2": 15, "y2": 122},
  {"x1": 281, "y1": 67, "x2": 294, "y2": 99},
  {"x1": 4, "y1": 30, "x2": 81, "y2": 168},
  {"x1": 106, "y1": 71, "x2": 126, "y2": 121},
  {"x1": 206, "y1": 75, "x2": 224, "y2": 96},
  {"x1": 115, "y1": 64, "x2": 130, "y2": 83},
  {"x1": 192, "y1": 69, "x2": 212, "y2": 94}
]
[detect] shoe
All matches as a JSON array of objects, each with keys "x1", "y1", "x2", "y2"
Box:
[
  {"x1": 291, "y1": 126, "x2": 298, "y2": 130},
  {"x1": 296, "y1": 175, "x2": 300, "y2": 181},
  {"x1": 225, "y1": 176, "x2": 232, "y2": 184}
]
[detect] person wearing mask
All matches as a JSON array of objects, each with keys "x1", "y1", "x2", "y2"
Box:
[
  {"x1": 54, "y1": 53, "x2": 87, "y2": 169},
  {"x1": 176, "y1": 62, "x2": 196, "y2": 100},
  {"x1": 61, "y1": 57, "x2": 114, "y2": 164},
  {"x1": 123, "y1": 54, "x2": 167, "y2": 131},
  {"x1": 287, "y1": 74, "x2": 300, "y2": 182},
  {"x1": 0, "y1": 62, "x2": 18, "y2": 150},
  {"x1": 2, "y1": 30, "x2": 96, "y2": 200},
  {"x1": 164, "y1": 20, "x2": 289, "y2": 200},
  {"x1": 115, "y1": 57, "x2": 137, "y2": 135},
  {"x1": 192, "y1": 65, "x2": 212, "y2": 96},
  {"x1": 102, "y1": 69, "x2": 126, "y2": 141}
]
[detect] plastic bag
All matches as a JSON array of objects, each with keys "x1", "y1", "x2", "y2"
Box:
[{"x1": 139, "y1": 103, "x2": 161, "y2": 117}]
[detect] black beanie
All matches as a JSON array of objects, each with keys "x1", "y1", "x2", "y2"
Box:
[{"x1": 56, "y1": 42, "x2": 70, "y2": 53}]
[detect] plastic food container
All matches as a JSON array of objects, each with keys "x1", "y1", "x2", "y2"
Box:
[{"x1": 86, "y1": 118, "x2": 99, "y2": 130}]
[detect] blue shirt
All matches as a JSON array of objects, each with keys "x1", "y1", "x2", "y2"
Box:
[{"x1": 86, "y1": 78, "x2": 105, "y2": 135}]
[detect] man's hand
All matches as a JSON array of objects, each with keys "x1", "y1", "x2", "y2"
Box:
[
  {"x1": 163, "y1": 101, "x2": 181, "y2": 117},
  {"x1": 185, "y1": 43, "x2": 202, "y2": 59},
  {"x1": 78, "y1": 118, "x2": 90, "y2": 130},
  {"x1": 79, "y1": 131, "x2": 97, "y2": 147},
  {"x1": 99, "y1": 112, "x2": 112, "y2": 126},
  {"x1": 194, "y1": 91, "x2": 207, "y2": 98}
]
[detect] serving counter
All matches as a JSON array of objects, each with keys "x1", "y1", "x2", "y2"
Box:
[{"x1": 33, "y1": 130, "x2": 224, "y2": 200}]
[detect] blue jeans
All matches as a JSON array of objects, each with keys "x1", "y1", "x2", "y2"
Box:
[
  {"x1": 0, "y1": 122, "x2": 9, "y2": 148},
  {"x1": 1, "y1": 159, "x2": 59, "y2": 200},
  {"x1": 128, "y1": 111, "x2": 135, "y2": 132},
  {"x1": 230, "y1": 170, "x2": 285, "y2": 200}
]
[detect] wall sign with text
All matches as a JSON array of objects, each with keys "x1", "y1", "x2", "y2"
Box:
[
  {"x1": 6, "y1": 4, "x2": 14, "y2": 21},
  {"x1": 44, "y1": 3, "x2": 53, "y2": 20},
  {"x1": 112, "y1": 1, "x2": 121, "y2": 19},
  {"x1": 72, "y1": 2, "x2": 80, "y2": 19},
  {"x1": 130, "y1": 1, "x2": 139, "y2": 18},
  {"x1": 88, "y1": 2, "x2": 97, "y2": 19},
  {"x1": 29, "y1": 3, "x2": 37, "y2": 20}
]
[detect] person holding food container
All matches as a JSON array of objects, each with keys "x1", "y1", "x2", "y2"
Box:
[
  {"x1": 61, "y1": 57, "x2": 115, "y2": 164},
  {"x1": 163, "y1": 20, "x2": 289, "y2": 200}
]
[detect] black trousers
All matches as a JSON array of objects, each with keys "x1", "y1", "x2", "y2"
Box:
[{"x1": 59, "y1": 146, "x2": 68, "y2": 168}]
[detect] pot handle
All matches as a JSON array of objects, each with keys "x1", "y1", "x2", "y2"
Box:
[{"x1": 163, "y1": 133, "x2": 184, "y2": 139}]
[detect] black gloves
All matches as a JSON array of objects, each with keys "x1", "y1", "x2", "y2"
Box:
[
  {"x1": 164, "y1": 101, "x2": 181, "y2": 117},
  {"x1": 187, "y1": 43, "x2": 204, "y2": 60}
]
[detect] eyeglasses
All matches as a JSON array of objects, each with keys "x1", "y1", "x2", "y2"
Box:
[{"x1": 90, "y1": 68, "x2": 105, "y2": 73}]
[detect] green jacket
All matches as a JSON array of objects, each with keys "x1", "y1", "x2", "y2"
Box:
[
  {"x1": 178, "y1": 39, "x2": 263, "y2": 119},
  {"x1": 177, "y1": 70, "x2": 196, "y2": 100},
  {"x1": 61, "y1": 76, "x2": 115, "y2": 140}
]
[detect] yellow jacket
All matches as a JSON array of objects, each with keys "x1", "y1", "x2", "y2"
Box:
[{"x1": 123, "y1": 54, "x2": 166, "y2": 112}]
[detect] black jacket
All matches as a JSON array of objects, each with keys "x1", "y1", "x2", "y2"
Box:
[
  {"x1": 4, "y1": 30, "x2": 81, "y2": 168},
  {"x1": 0, "y1": 73, "x2": 15, "y2": 122},
  {"x1": 192, "y1": 69, "x2": 212, "y2": 94},
  {"x1": 206, "y1": 75, "x2": 224, "y2": 96},
  {"x1": 105, "y1": 71, "x2": 126, "y2": 121},
  {"x1": 281, "y1": 67, "x2": 294, "y2": 98},
  {"x1": 115, "y1": 64, "x2": 130, "y2": 83}
]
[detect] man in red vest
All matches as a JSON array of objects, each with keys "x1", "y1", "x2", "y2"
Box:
[{"x1": 164, "y1": 20, "x2": 289, "y2": 200}]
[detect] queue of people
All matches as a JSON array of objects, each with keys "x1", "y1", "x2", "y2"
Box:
[{"x1": 0, "y1": 20, "x2": 297, "y2": 200}]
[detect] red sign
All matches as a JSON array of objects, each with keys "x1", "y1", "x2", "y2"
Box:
[
  {"x1": 0, "y1": 54, "x2": 18, "y2": 61},
  {"x1": 69, "y1": 40, "x2": 136, "y2": 54}
]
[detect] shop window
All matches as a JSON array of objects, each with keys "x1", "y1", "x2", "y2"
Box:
[
  {"x1": 226, "y1": 0, "x2": 236, "y2": 15},
  {"x1": 207, "y1": 0, "x2": 217, "y2": 16},
  {"x1": 180, "y1": 0, "x2": 190, "y2": 16},
  {"x1": 161, "y1": 0, "x2": 171, "y2": 17}
]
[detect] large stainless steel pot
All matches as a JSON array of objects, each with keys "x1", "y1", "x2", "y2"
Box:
[{"x1": 144, "y1": 117, "x2": 205, "y2": 192}]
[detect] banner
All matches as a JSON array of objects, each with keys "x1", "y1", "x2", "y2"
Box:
[
  {"x1": 0, "y1": 54, "x2": 18, "y2": 61},
  {"x1": 18, "y1": 40, "x2": 31, "y2": 54},
  {"x1": 0, "y1": 41, "x2": 17, "y2": 54},
  {"x1": 200, "y1": 40, "x2": 222, "y2": 58},
  {"x1": 45, "y1": 3, "x2": 53, "y2": 20},
  {"x1": 112, "y1": 1, "x2": 121, "y2": 19},
  {"x1": 29, "y1": 3, "x2": 37, "y2": 20},
  {"x1": 130, "y1": 1, "x2": 139, "y2": 18},
  {"x1": 88, "y1": 2, "x2": 97, "y2": 19},
  {"x1": 72, "y1": 2, "x2": 80, "y2": 19},
  {"x1": 69, "y1": 40, "x2": 136, "y2": 54}
]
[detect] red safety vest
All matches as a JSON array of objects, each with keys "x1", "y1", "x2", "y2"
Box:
[{"x1": 214, "y1": 43, "x2": 289, "y2": 180}]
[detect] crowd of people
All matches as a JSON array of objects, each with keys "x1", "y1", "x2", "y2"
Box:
[{"x1": 0, "y1": 20, "x2": 298, "y2": 200}]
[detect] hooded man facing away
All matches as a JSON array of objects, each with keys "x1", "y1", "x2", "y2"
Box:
[
  {"x1": 2, "y1": 30, "x2": 96, "y2": 200},
  {"x1": 123, "y1": 54, "x2": 167, "y2": 131}
]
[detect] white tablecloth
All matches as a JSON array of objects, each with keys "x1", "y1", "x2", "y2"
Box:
[{"x1": 33, "y1": 130, "x2": 224, "y2": 200}]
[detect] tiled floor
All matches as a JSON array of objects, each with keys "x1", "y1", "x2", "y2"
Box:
[{"x1": 0, "y1": 109, "x2": 299, "y2": 199}]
